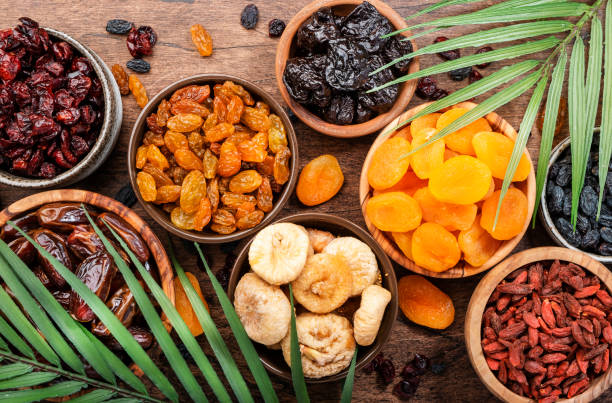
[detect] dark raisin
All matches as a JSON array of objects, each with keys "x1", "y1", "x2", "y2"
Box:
[
  {"x1": 430, "y1": 88, "x2": 449, "y2": 100},
  {"x1": 449, "y1": 66, "x2": 472, "y2": 81},
  {"x1": 433, "y1": 36, "x2": 460, "y2": 60},
  {"x1": 555, "y1": 217, "x2": 582, "y2": 247},
  {"x1": 416, "y1": 77, "x2": 438, "y2": 99},
  {"x1": 581, "y1": 229, "x2": 600, "y2": 250},
  {"x1": 126, "y1": 26, "x2": 157, "y2": 58},
  {"x1": 430, "y1": 362, "x2": 446, "y2": 375},
  {"x1": 268, "y1": 19, "x2": 286, "y2": 38},
  {"x1": 240, "y1": 4, "x2": 259, "y2": 30},
  {"x1": 547, "y1": 185, "x2": 564, "y2": 214},
  {"x1": 599, "y1": 242, "x2": 612, "y2": 255},
  {"x1": 562, "y1": 192, "x2": 572, "y2": 217},
  {"x1": 475, "y1": 46, "x2": 494, "y2": 68},
  {"x1": 363, "y1": 352, "x2": 384, "y2": 374},
  {"x1": 576, "y1": 214, "x2": 591, "y2": 234},
  {"x1": 579, "y1": 185, "x2": 598, "y2": 216},
  {"x1": 601, "y1": 227, "x2": 612, "y2": 243},
  {"x1": 393, "y1": 380, "x2": 418, "y2": 400},
  {"x1": 378, "y1": 359, "x2": 395, "y2": 384},
  {"x1": 126, "y1": 59, "x2": 151, "y2": 73},
  {"x1": 555, "y1": 164, "x2": 571, "y2": 186},
  {"x1": 105, "y1": 19, "x2": 133, "y2": 35},
  {"x1": 400, "y1": 363, "x2": 418, "y2": 378},
  {"x1": 469, "y1": 69, "x2": 483, "y2": 84},
  {"x1": 548, "y1": 163, "x2": 560, "y2": 181},
  {"x1": 115, "y1": 183, "x2": 138, "y2": 207}
]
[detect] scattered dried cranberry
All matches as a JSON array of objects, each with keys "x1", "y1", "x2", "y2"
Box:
[
  {"x1": 430, "y1": 88, "x2": 449, "y2": 100},
  {"x1": 241, "y1": 4, "x2": 259, "y2": 30},
  {"x1": 411, "y1": 353, "x2": 430, "y2": 374},
  {"x1": 415, "y1": 77, "x2": 438, "y2": 99},
  {"x1": 475, "y1": 46, "x2": 493, "y2": 68},
  {"x1": 469, "y1": 69, "x2": 483, "y2": 84},
  {"x1": 126, "y1": 26, "x2": 157, "y2": 58},
  {"x1": 268, "y1": 19, "x2": 286, "y2": 38},
  {"x1": 393, "y1": 380, "x2": 418, "y2": 400},
  {"x1": 449, "y1": 66, "x2": 472, "y2": 81},
  {"x1": 433, "y1": 36, "x2": 460, "y2": 60},
  {"x1": 378, "y1": 358, "x2": 395, "y2": 384},
  {"x1": 363, "y1": 352, "x2": 384, "y2": 374}
]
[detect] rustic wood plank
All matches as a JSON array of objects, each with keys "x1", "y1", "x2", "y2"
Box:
[{"x1": 0, "y1": 0, "x2": 609, "y2": 401}]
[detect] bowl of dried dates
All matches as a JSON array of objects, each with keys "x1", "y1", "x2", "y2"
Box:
[
  {"x1": 0, "y1": 18, "x2": 123, "y2": 188},
  {"x1": 227, "y1": 212, "x2": 397, "y2": 383},
  {"x1": 359, "y1": 101, "x2": 536, "y2": 279},
  {"x1": 128, "y1": 74, "x2": 298, "y2": 243},
  {"x1": 275, "y1": 0, "x2": 419, "y2": 138},
  {"x1": 465, "y1": 247, "x2": 612, "y2": 402},
  {"x1": 0, "y1": 189, "x2": 174, "y2": 356},
  {"x1": 539, "y1": 131, "x2": 612, "y2": 264}
]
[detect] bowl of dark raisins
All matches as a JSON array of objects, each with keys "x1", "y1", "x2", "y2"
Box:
[
  {"x1": 539, "y1": 130, "x2": 612, "y2": 263},
  {"x1": 275, "y1": 0, "x2": 419, "y2": 138},
  {"x1": 0, "y1": 18, "x2": 123, "y2": 189}
]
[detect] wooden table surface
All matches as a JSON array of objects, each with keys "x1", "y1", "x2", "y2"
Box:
[{"x1": 2, "y1": 0, "x2": 610, "y2": 402}]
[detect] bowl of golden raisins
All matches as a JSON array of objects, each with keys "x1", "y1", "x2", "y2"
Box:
[
  {"x1": 128, "y1": 74, "x2": 298, "y2": 243},
  {"x1": 359, "y1": 101, "x2": 536, "y2": 278}
]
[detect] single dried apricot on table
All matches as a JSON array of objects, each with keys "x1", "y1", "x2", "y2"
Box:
[
  {"x1": 428, "y1": 155, "x2": 492, "y2": 204},
  {"x1": 398, "y1": 275, "x2": 455, "y2": 329},
  {"x1": 366, "y1": 192, "x2": 422, "y2": 232},
  {"x1": 174, "y1": 272, "x2": 209, "y2": 336},
  {"x1": 458, "y1": 218, "x2": 501, "y2": 267},
  {"x1": 367, "y1": 137, "x2": 411, "y2": 190},
  {"x1": 480, "y1": 187, "x2": 528, "y2": 240},
  {"x1": 410, "y1": 130, "x2": 445, "y2": 179},
  {"x1": 410, "y1": 113, "x2": 441, "y2": 136},
  {"x1": 436, "y1": 107, "x2": 492, "y2": 155},
  {"x1": 391, "y1": 231, "x2": 413, "y2": 260},
  {"x1": 472, "y1": 131, "x2": 531, "y2": 181},
  {"x1": 297, "y1": 154, "x2": 344, "y2": 206},
  {"x1": 413, "y1": 187, "x2": 477, "y2": 231},
  {"x1": 411, "y1": 223, "x2": 461, "y2": 272}
]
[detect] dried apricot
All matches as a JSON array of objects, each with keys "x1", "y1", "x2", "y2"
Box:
[
  {"x1": 480, "y1": 188, "x2": 528, "y2": 240},
  {"x1": 458, "y1": 219, "x2": 501, "y2": 267},
  {"x1": 472, "y1": 131, "x2": 531, "y2": 182},
  {"x1": 366, "y1": 192, "x2": 422, "y2": 232},
  {"x1": 367, "y1": 137, "x2": 411, "y2": 190},
  {"x1": 296, "y1": 155, "x2": 344, "y2": 206},
  {"x1": 193, "y1": 197, "x2": 212, "y2": 231},
  {"x1": 137, "y1": 171, "x2": 157, "y2": 202},
  {"x1": 392, "y1": 231, "x2": 413, "y2": 259},
  {"x1": 413, "y1": 187, "x2": 477, "y2": 231},
  {"x1": 410, "y1": 113, "x2": 441, "y2": 135},
  {"x1": 229, "y1": 170, "x2": 263, "y2": 193},
  {"x1": 167, "y1": 113, "x2": 203, "y2": 132},
  {"x1": 174, "y1": 148, "x2": 204, "y2": 171},
  {"x1": 398, "y1": 275, "x2": 455, "y2": 329},
  {"x1": 436, "y1": 108, "x2": 492, "y2": 155},
  {"x1": 393, "y1": 125, "x2": 411, "y2": 141},
  {"x1": 410, "y1": 129, "x2": 445, "y2": 179},
  {"x1": 171, "y1": 207, "x2": 195, "y2": 230},
  {"x1": 444, "y1": 148, "x2": 460, "y2": 161},
  {"x1": 411, "y1": 223, "x2": 460, "y2": 272},
  {"x1": 174, "y1": 272, "x2": 209, "y2": 337},
  {"x1": 180, "y1": 170, "x2": 207, "y2": 214},
  {"x1": 428, "y1": 155, "x2": 492, "y2": 204},
  {"x1": 146, "y1": 145, "x2": 169, "y2": 170},
  {"x1": 164, "y1": 131, "x2": 188, "y2": 153},
  {"x1": 218, "y1": 141, "x2": 242, "y2": 177},
  {"x1": 155, "y1": 185, "x2": 181, "y2": 204},
  {"x1": 372, "y1": 170, "x2": 427, "y2": 197}
]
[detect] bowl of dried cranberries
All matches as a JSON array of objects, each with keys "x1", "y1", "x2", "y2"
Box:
[
  {"x1": 0, "y1": 17, "x2": 123, "y2": 188},
  {"x1": 275, "y1": 0, "x2": 419, "y2": 138},
  {"x1": 128, "y1": 74, "x2": 298, "y2": 243},
  {"x1": 465, "y1": 246, "x2": 612, "y2": 403}
]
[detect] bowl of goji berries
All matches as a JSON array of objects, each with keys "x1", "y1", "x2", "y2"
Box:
[
  {"x1": 465, "y1": 246, "x2": 612, "y2": 403},
  {"x1": 0, "y1": 17, "x2": 123, "y2": 189},
  {"x1": 127, "y1": 74, "x2": 298, "y2": 243}
]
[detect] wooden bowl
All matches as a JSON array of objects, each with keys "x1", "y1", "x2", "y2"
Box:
[
  {"x1": 227, "y1": 212, "x2": 398, "y2": 383},
  {"x1": 275, "y1": 0, "x2": 419, "y2": 138},
  {"x1": 0, "y1": 189, "x2": 175, "y2": 306},
  {"x1": 127, "y1": 74, "x2": 298, "y2": 244},
  {"x1": 465, "y1": 247, "x2": 612, "y2": 402},
  {"x1": 359, "y1": 101, "x2": 537, "y2": 278}
]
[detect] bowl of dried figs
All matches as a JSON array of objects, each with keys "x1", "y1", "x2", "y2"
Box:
[
  {"x1": 0, "y1": 17, "x2": 123, "y2": 189},
  {"x1": 359, "y1": 101, "x2": 536, "y2": 279},
  {"x1": 275, "y1": 0, "x2": 419, "y2": 138},
  {"x1": 128, "y1": 74, "x2": 298, "y2": 243},
  {"x1": 227, "y1": 213, "x2": 398, "y2": 383},
  {"x1": 465, "y1": 247, "x2": 612, "y2": 402}
]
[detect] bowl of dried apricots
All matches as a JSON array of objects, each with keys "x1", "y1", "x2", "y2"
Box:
[
  {"x1": 359, "y1": 101, "x2": 536, "y2": 278},
  {"x1": 128, "y1": 74, "x2": 298, "y2": 243}
]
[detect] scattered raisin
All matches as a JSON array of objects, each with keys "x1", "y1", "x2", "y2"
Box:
[
  {"x1": 449, "y1": 66, "x2": 472, "y2": 81},
  {"x1": 475, "y1": 46, "x2": 494, "y2": 68},
  {"x1": 126, "y1": 59, "x2": 151, "y2": 73},
  {"x1": 114, "y1": 183, "x2": 138, "y2": 207},
  {"x1": 268, "y1": 19, "x2": 286, "y2": 37},
  {"x1": 190, "y1": 24, "x2": 213, "y2": 57},
  {"x1": 241, "y1": 4, "x2": 259, "y2": 30},
  {"x1": 434, "y1": 36, "x2": 460, "y2": 60},
  {"x1": 111, "y1": 64, "x2": 130, "y2": 95},
  {"x1": 105, "y1": 19, "x2": 133, "y2": 35},
  {"x1": 393, "y1": 380, "x2": 418, "y2": 400}
]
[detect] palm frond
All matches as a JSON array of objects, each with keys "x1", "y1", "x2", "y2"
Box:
[
  {"x1": 0, "y1": 363, "x2": 32, "y2": 381},
  {"x1": 0, "y1": 372, "x2": 58, "y2": 389},
  {"x1": 0, "y1": 315, "x2": 34, "y2": 359},
  {"x1": 598, "y1": 0, "x2": 612, "y2": 217},
  {"x1": 0, "y1": 380, "x2": 85, "y2": 402},
  {"x1": 288, "y1": 285, "x2": 309, "y2": 403},
  {"x1": 66, "y1": 389, "x2": 117, "y2": 403},
  {"x1": 401, "y1": 0, "x2": 486, "y2": 22},
  {"x1": 340, "y1": 346, "x2": 358, "y2": 403}
]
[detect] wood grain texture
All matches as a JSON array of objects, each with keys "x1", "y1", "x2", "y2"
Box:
[
  {"x1": 359, "y1": 101, "x2": 536, "y2": 278},
  {"x1": 0, "y1": 0, "x2": 610, "y2": 401}
]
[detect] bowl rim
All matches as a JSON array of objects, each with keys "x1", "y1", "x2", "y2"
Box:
[
  {"x1": 358, "y1": 101, "x2": 537, "y2": 278},
  {"x1": 0, "y1": 188, "x2": 175, "y2": 306},
  {"x1": 127, "y1": 73, "x2": 299, "y2": 244},
  {"x1": 538, "y1": 130, "x2": 612, "y2": 263},
  {"x1": 464, "y1": 246, "x2": 612, "y2": 403},
  {"x1": 274, "y1": 0, "x2": 420, "y2": 138},
  {"x1": 0, "y1": 27, "x2": 122, "y2": 189},
  {"x1": 226, "y1": 212, "x2": 398, "y2": 383}
]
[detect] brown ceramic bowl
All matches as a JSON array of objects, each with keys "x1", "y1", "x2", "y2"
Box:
[
  {"x1": 227, "y1": 212, "x2": 398, "y2": 383},
  {"x1": 0, "y1": 188, "x2": 175, "y2": 309},
  {"x1": 465, "y1": 247, "x2": 612, "y2": 402},
  {"x1": 275, "y1": 0, "x2": 419, "y2": 138},
  {"x1": 128, "y1": 74, "x2": 298, "y2": 244},
  {"x1": 359, "y1": 101, "x2": 536, "y2": 278}
]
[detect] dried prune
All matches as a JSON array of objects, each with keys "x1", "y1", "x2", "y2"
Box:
[
  {"x1": 358, "y1": 55, "x2": 397, "y2": 113},
  {"x1": 449, "y1": 66, "x2": 472, "y2": 81},
  {"x1": 340, "y1": 1, "x2": 392, "y2": 53},
  {"x1": 324, "y1": 38, "x2": 369, "y2": 91},
  {"x1": 283, "y1": 55, "x2": 331, "y2": 107},
  {"x1": 268, "y1": 19, "x2": 286, "y2": 38},
  {"x1": 383, "y1": 37, "x2": 413, "y2": 75},
  {"x1": 240, "y1": 4, "x2": 259, "y2": 30},
  {"x1": 126, "y1": 26, "x2": 157, "y2": 58},
  {"x1": 475, "y1": 46, "x2": 494, "y2": 68},
  {"x1": 433, "y1": 36, "x2": 459, "y2": 60},
  {"x1": 324, "y1": 95, "x2": 355, "y2": 125},
  {"x1": 106, "y1": 19, "x2": 133, "y2": 35},
  {"x1": 126, "y1": 59, "x2": 150, "y2": 73},
  {"x1": 296, "y1": 7, "x2": 340, "y2": 53},
  {"x1": 355, "y1": 102, "x2": 374, "y2": 124}
]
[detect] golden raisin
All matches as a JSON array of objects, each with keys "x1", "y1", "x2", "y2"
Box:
[
  {"x1": 398, "y1": 275, "x2": 454, "y2": 329},
  {"x1": 155, "y1": 185, "x2": 182, "y2": 204},
  {"x1": 241, "y1": 107, "x2": 271, "y2": 132},
  {"x1": 480, "y1": 188, "x2": 528, "y2": 240},
  {"x1": 174, "y1": 148, "x2": 204, "y2": 171},
  {"x1": 129, "y1": 75, "x2": 148, "y2": 108},
  {"x1": 146, "y1": 145, "x2": 170, "y2": 170},
  {"x1": 213, "y1": 209, "x2": 236, "y2": 227},
  {"x1": 213, "y1": 93, "x2": 228, "y2": 122},
  {"x1": 171, "y1": 99, "x2": 210, "y2": 117},
  {"x1": 366, "y1": 192, "x2": 422, "y2": 232},
  {"x1": 205, "y1": 122, "x2": 235, "y2": 143},
  {"x1": 207, "y1": 177, "x2": 220, "y2": 211},
  {"x1": 217, "y1": 141, "x2": 242, "y2": 177},
  {"x1": 436, "y1": 108, "x2": 492, "y2": 155},
  {"x1": 137, "y1": 171, "x2": 157, "y2": 202},
  {"x1": 156, "y1": 99, "x2": 172, "y2": 127},
  {"x1": 411, "y1": 223, "x2": 460, "y2": 273},
  {"x1": 296, "y1": 154, "x2": 344, "y2": 206},
  {"x1": 472, "y1": 131, "x2": 531, "y2": 182},
  {"x1": 367, "y1": 137, "x2": 411, "y2": 190},
  {"x1": 235, "y1": 201, "x2": 256, "y2": 219},
  {"x1": 170, "y1": 85, "x2": 210, "y2": 104},
  {"x1": 164, "y1": 131, "x2": 189, "y2": 154},
  {"x1": 428, "y1": 156, "x2": 493, "y2": 205},
  {"x1": 111, "y1": 64, "x2": 129, "y2": 95},
  {"x1": 171, "y1": 207, "x2": 196, "y2": 230},
  {"x1": 221, "y1": 193, "x2": 256, "y2": 208},
  {"x1": 458, "y1": 219, "x2": 501, "y2": 267},
  {"x1": 143, "y1": 130, "x2": 164, "y2": 147},
  {"x1": 180, "y1": 170, "x2": 207, "y2": 214},
  {"x1": 236, "y1": 210, "x2": 264, "y2": 230},
  {"x1": 204, "y1": 112, "x2": 218, "y2": 131},
  {"x1": 193, "y1": 197, "x2": 212, "y2": 231},
  {"x1": 238, "y1": 138, "x2": 267, "y2": 163},
  {"x1": 273, "y1": 145, "x2": 291, "y2": 185},
  {"x1": 135, "y1": 145, "x2": 147, "y2": 169},
  {"x1": 202, "y1": 149, "x2": 218, "y2": 179},
  {"x1": 167, "y1": 113, "x2": 203, "y2": 132},
  {"x1": 142, "y1": 164, "x2": 174, "y2": 187},
  {"x1": 226, "y1": 95, "x2": 244, "y2": 125},
  {"x1": 255, "y1": 101, "x2": 270, "y2": 115},
  {"x1": 413, "y1": 187, "x2": 477, "y2": 231},
  {"x1": 221, "y1": 81, "x2": 254, "y2": 106},
  {"x1": 187, "y1": 131, "x2": 206, "y2": 159},
  {"x1": 210, "y1": 223, "x2": 236, "y2": 234},
  {"x1": 190, "y1": 24, "x2": 213, "y2": 57},
  {"x1": 229, "y1": 170, "x2": 263, "y2": 193},
  {"x1": 256, "y1": 155, "x2": 275, "y2": 177},
  {"x1": 256, "y1": 177, "x2": 274, "y2": 213}
]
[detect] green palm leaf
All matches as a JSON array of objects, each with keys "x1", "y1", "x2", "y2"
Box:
[
  {"x1": 288, "y1": 285, "x2": 309, "y2": 403},
  {"x1": 598, "y1": 0, "x2": 612, "y2": 217},
  {"x1": 401, "y1": 0, "x2": 485, "y2": 22},
  {"x1": 569, "y1": 37, "x2": 587, "y2": 228},
  {"x1": 0, "y1": 364, "x2": 32, "y2": 381},
  {"x1": 340, "y1": 347, "x2": 358, "y2": 403},
  {"x1": 0, "y1": 315, "x2": 34, "y2": 359},
  {"x1": 0, "y1": 371, "x2": 58, "y2": 389},
  {"x1": 67, "y1": 389, "x2": 117, "y2": 403},
  {"x1": 0, "y1": 381, "x2": 85, "y2": 403}
]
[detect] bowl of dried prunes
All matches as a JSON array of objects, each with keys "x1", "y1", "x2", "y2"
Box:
[
  {"x1": 539, "y1": 130, "x2": 612, "y2": 263},
  {"x1": 275, "y1": 0, "x2": 419, "y2": 138}
]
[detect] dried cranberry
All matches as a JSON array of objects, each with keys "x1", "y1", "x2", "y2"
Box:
[
  {"x1": 475, "y1": 46, "x2": 493, "y2": 68},
  {"x1": 67, "y1": 74, "x2": 91, "y2": 105},
  {"x1": 268, "y1": 19, "x2": 286, "y2": 38},
  {"x1": 70, "y1": 135, "x2": 89, "y2": 157},
  {"x1": 0, "y1": 49, "x2": 22, "y2": 81},
  {"x1": 126, "y1": 26, "x2": 157, "y2": 58},
  {"x1": 431, "y1": 88, "x2": 449, "y2": 100},
  {"x1": 416, "y1": 77, "x2": 438, "y2": 99},
  {"x1": 51, "y1": 147, "x2": 73, "y2": 169},
  {"x1": 44, "y1": 60, "x2": 64, "y2": 77},
  {"x1": 363, "y1": 352, "x2": 384, "y2": 374},
  {"x1": 79, "y1": 105, "x2": 96, "y2": 125},
  {"x1": 71, "y1": 57, "x2": 92, "y2": 75},
  {"x1": 31, "y1": 114, "x2": 55, "y2": 136},
  {"x1": 434, "y1": 36, "x2": 460, "y2": 60},
  {"x1": 378, "y1": 358, "x2": 395, "y2": 384},
  {"x1": 38, "y1": 161, "x2": 56, "y2": 178},
  {"x1": 52, "y1": 41, "x2": 73, "y2": 62},
  {"x1": 54, "y1": 89, "x2": 74, "y2": 109},
  {"x1": 56, "y1": 108, "x2": 80, "y2": 126},
  {"x1": 26, "y1": 148, "x2": 43, "y2": 176},
  {"x1": 36, "y1": 91, "x2": 54, "y2": 117},
  {"x1": 469, "y1": 69, "x2": 483, "y2": 84},
  {"x1": 411, "y1": 353, "x2": 430, "y2": 374},
  {"x1": 393, "y1": 380, "x2": 418, "y2": 400}
]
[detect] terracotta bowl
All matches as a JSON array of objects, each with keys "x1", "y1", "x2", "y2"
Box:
[
  {"x1": 275, "y1": 0, "x2": 419, "y2": 138},
  {"x1": 227, "y1": 213, "x2": 398, "y2": 383},
  {"x1": 465, "y1": 247, "x2": 612, "y2": 402},
  {"x1": 359, "y1": 101, "x2": 537, "y2": 278},
  {"x1": 127, "y1": 74, "x2": 298, "y2": 244},
  {"x1": 0, "y1": 28, "x2": 123, "y2": 189},
  {"x1": 0, "y1": 189, "x2": 175, "y2": 306}
]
